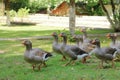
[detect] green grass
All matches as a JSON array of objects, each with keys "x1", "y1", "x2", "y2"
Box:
[
  {"x1": 0, "y1": 24, "x2": 114, "y2": 38},
  {"x1": 0, "y1": 25, "x2": 120, "y2": 80}
]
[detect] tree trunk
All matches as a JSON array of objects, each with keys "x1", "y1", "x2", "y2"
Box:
[
  {"x1": 99, "y1": 0, "x2": 120, "y2": 32},
  {"x1": 69, "y1": 0, "x2": 75, "y2": 35},
  {"x1": 5, "y1": 0, "x2": 11, "y2": 26}
]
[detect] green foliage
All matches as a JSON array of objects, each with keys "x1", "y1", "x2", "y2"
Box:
[
  {"x1": 9, "y1": 9, "x2": 17, "y2": 17},
  {"x1": 28, "y1": 0, "x2": 52, "y2": 13},
  {"x1": 10, "y1": 0, "x2": 29, "y2": 11},
  {"x1": 17, "y1": 7, "x2": 30, "y2": 18},
  {"x1": 85, "y1": 0, "x2": 104, "y2": 15}
]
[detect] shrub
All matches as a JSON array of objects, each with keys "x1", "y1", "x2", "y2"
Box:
[
  {"x1": 28, "y1": 0, "x2": 48, "y2": 13},
  {"x1": 9, "y1": 10, "x2": 17, "y2": 17},
  {"x1": 10, "y1": 0, "x2": 29, "y2": 11},
  {"x1": 17, "y1": 7, "x2": 30, "y2": 18},
  {"x1": 17, "y1": 7, "x2": 30, "y2": 22}
]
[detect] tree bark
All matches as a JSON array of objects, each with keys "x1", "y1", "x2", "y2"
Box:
[
  {"x1": 69, "y1": 0, "x2": 75, "y2": 35},
  {"x1": 99, "y1": 0, "x2": 120, "y2": 32},
  {"x1": 5, "y1": 0, "x2": 11, "y2": 26}
]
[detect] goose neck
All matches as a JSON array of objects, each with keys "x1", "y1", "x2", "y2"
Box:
[
  {"x1": 111, "y1": 38, "x2": 116, "y2": 45},
  {"x1": 83, "y1": 32, "x2": 87, "y2": 39},
  {"x1": 96, "y1": 43, "x2": 101, "y2": 48},
  {"x1": 26, "y1": 44, "x2": 32, "y2": 51},
  {"x1": 63, "y1": 36, "x2": 67, "y2": 45},
  {"x1": 54, "y1": 36, "x2": 59, "y2": 44}
]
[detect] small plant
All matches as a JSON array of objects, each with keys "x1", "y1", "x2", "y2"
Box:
[
  {"x1": 17, "y1": 7, "x2": 30, "y2": 22},
  {"x1": 10, "y1": 9, "x2": 17, "y2": 17}
]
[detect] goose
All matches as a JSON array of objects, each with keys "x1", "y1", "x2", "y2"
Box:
[
  {"x1": 89, "y1": 39, "x2": 117, "y2": 68},
  {"x1": 22, "y1": 40, "x2": 52, "y2": 70},
  {"x1": 80, "y1": 28, "x2": 95, "y2": 52},
  {"x1": 80, "y1": 28, "x2": 92, "y2": 43},
  {"x1": 59, "y1": 33, "x2": 90, "y2": 66},
  {"x1": 73, "y1": 35, "x2": 94, "y2": 53},
  {"x1": 106, "y1": 33, "x2": 120, "y2": 60},
  {"x1": 51, "y1": 32, "x2": 67, "y2": 60}
]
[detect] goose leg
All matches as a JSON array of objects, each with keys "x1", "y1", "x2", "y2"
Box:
[
  {"x1": 100, "y1": 60, "x2": 103, "y2": 69},
  {"x1": 81, "y1": 57, "x2": 86, "y2": 64},
  {"x1": 32, "y1": 64, "x2": 36, "y2": 70},
  {"x1": 38, "y1": 63, "x2": 42, "y2": 70},
  {"x1": 61, "y1": 56, "x2": 67, "y2": 61},
  {"x1": 42, "y1": 61, "x2": 47, "y2": 67},
  {"x1": 63, "y1": 59, "x2": 72, "y2": 66},
  {"x1": 112, "y1": 59, "x2": 115, "y2": 68},
  {"x1": 71, "y1": 60, "x2": 75, "y2": 65}
]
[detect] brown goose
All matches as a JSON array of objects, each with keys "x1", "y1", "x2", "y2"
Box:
[
  {"x1": 89, "y1": 39, "x2": 117, "y2": 68},
  {"x1": 59, "y1": 33, "x2": 90, "y2": 66},
  {"x1": 22, "y1": 40, "x2": 52, "y2": 70},
  {"x1": 106, "y1": 33, "x2": 120, "y2": 60},
  {"x1": 51, "y1": 32, "x2": 67, "y2": 60}
]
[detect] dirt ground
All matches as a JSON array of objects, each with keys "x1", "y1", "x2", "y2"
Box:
[{"x1": 0, "y1": 14, "x2": 110, "y2": 29}]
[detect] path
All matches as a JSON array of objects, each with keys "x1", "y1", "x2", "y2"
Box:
[{"x1": 0, "y1": 14, "x2": 110, "y2": 29}]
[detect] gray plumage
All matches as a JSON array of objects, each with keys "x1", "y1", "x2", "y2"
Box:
[
  {"x1": 80, "y1": 28, "x2": 95, "y2": 52},
  {"x1": 60, "y1": 33, "x2": 90, "y2": 66},
  {"x1": 52, "y1": 32, "x2": 66, "y2": 60},
  {"x1": 89, "y1": 39, "x2": 117, "y2": 68},
  {"x1": 107, "y1": 33, "x2": 120, "y2": 60},
  {"x1": 22, "y1": 40, "x2": 52, "y2": 70}
]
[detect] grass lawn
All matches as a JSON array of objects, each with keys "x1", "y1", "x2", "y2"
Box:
[
  {"x1": 0, "y1": 24, "x2": 113, "y2": 38},
  {"x1": 0, "y1": 25, "x2": 120, "y2": 80}
]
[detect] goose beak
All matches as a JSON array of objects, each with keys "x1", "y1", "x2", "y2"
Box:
[
  {"x1": 80, "y1": 29, "x2": 83, "y2": 32},
  {"x1": 106, "y1": 33, "x2": 111, "y2": 39},
  {"x1": 59, "y1": 34, "x2": 62, "y2": 37},
  {"x1": 21, "y1": 41, "x2": 25, "y2": 45},
  {"x1": 91, "y1": 40, "x2": 96, "y2": 44},
  {"x1": 51, "y1": 33, "x2": 54, "y2": 36}
]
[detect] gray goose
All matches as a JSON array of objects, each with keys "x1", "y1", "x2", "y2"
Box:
[
  {"x1": 51, "y1": 32, "x2": 67, "y2": 60},
  {"x1": 72, "y1": 35, "x2": 83, "y2": 47},
  {"x1": 59, "y1": 33, "x2": 90, "y2": 66},
  {"x1": 73, "y1": 34, "x2": 94, "y2": 53},
  {"x1": 80, "y1": 28, "x2": 95, "y2": 52},
  {"x1": 80, "y1": 28, "x2": 91, "y2": 43},
  {"x1": 22, "y1": 40, "x2": 52, "y2": 70},
  {"x1": 106, "y1": 33, "x2": 120, "y2": 60},
  {"x1": 89, "y1": 39, "x2": 117, "y2": 68}
]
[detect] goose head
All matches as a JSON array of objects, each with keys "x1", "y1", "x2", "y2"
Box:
[
  {"x1": 80, "y1": 28, "x2": 86, "y2": 33},
  {"x1": 22, "y1": 40, "x2": 32, "y2": 50},
  {"x1": 106, "y1": 33, "x2": 117, "y2": 40},
  {"x1": 59, "y1": 32, "x2": 67, "y2": 44},
  {"x1": 91, "y1": 39, "x2": 100, "y2": 47},
  {"x1": 72, "y1": 35, "x2": 83, "y2": 44},
  {"x1": 51, "y1": 32, "x2": 58, "y2": 38},
  {"x1": 59, "y1": 32, "x2": 66, "y2": 37}
]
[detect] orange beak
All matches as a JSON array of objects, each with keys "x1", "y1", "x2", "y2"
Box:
[
  {"x1": 21, "y1": 41, "x2": 25, "y2": 45},
  {"x1": 106, "y1": 33, "x2": 111, "y2": 39},
  {"x1": 51, "y1": 33, "x2": 54, "y2": 36},
  {"x1": 91, "y1": 40, "x2": 96, "y2": 44},
  {"x1": 59, "y1": 34, "x2": 62, "y2": 37},
  {"x1": 80, "y1": 29, "x2": 83, "y2": 32}
]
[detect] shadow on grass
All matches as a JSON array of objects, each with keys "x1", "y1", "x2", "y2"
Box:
[{"x1": 2, "y1": 21, "x2": 36, "y2": 27}]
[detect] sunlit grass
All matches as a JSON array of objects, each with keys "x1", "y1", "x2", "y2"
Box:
[
  {"x1": 0, "y1": 39, "x2": 120, "y2": 80},
  {"x1": 0, "y1": 25, "x2": 120, "y2": 80},
  {"x1": 0, "y1": 24, "x2": 114, "y2": 38}
]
